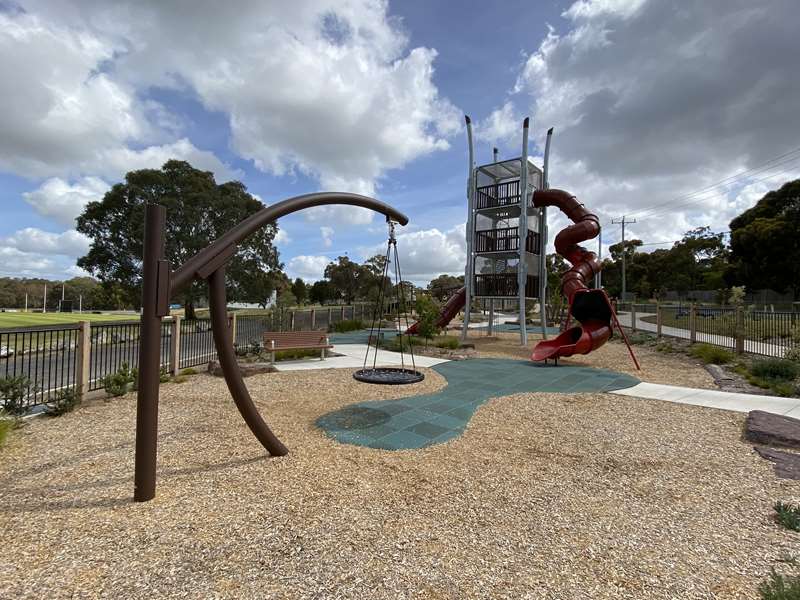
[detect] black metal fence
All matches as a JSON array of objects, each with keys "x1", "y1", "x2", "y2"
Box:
[
  {"x1": 1, "y1": 304, "x2": 370, "y2": 411},
  {"x1": 0, "y1": 325, "x2": 80, "y2": 410},
  {"x1": 619, "y1": 303, "x2": 799, "y2": 357},
  {"x1": 476, "y1": 180, "x2": 521, "y2": 210}
]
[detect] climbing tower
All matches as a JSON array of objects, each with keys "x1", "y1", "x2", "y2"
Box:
[{"x1": 461, "y1": 117, "x2": 552, "y2": 345}]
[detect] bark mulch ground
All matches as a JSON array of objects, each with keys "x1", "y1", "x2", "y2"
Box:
[{"x1": 1, "y1": 359, "x2": 797, "y2": 598}]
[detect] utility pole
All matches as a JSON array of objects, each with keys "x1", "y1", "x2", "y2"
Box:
[
  {"x1": 24, "y1": 293, "x2": 28, "y2": 312},
  {"x1": 596, "y1": 226, "x2": 602, "y2": 289},
  {"x1": 43, "y1": 284, "x2": 47, "y2": 313},
  {"x1": 611, "y1": 216, "x2": 636, "y2": 300}
]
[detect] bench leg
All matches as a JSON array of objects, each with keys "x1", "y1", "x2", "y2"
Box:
[{"x1": 321, "y1": 348, "x2": 326, "y2": 361}]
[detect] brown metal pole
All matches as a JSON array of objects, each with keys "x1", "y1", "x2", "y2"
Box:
[
  {"x1": 134, "y1": 203, "x2": 166, "y2": 502},
  {"x1": 207, "y1": 267, "x2": 288, "y2": 456}
]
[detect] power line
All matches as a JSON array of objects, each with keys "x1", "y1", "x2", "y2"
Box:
[{"x1": 615, "y1": 149, "x2": 800, "y2": 223}]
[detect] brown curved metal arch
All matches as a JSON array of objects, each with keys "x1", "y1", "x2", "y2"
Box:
[
  {"x1": 171, "y1": 192, "x2": 408, "y2": 295},
  {"x1": 134, "y1": 192, "x2": 409, "y2": 501},
  {"x1": 207, "y1": 266, "x2": 288, "y2": 456}
]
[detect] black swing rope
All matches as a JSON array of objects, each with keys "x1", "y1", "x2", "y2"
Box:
[{"x1": 354, "y1": 219, "x2": 424, "y2": 385}]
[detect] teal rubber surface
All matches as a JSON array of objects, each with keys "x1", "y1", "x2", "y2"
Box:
[{"x1": 316, "y1": 358, "x2": 639, "y2": 450}]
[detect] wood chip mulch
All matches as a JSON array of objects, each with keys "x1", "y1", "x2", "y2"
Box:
[{"x1": 1, "y1": 360, "x2": 798, "y2": 598}]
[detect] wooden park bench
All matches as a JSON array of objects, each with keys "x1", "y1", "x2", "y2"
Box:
[{"x1": 262, "y1": 331, "x2": 333, "y2": 364}]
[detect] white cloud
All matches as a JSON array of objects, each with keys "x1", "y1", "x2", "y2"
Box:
[
  {"x1": 489, "y1": 0, "x2": 800, "y2": 250},
  {"x1": 286, "y1": 255, "x2": 331, "y2": 282},
  {"x1": 475, "y1": 102, "x2": 522, "y2": 147},
  {"x1": 320, "y1": 226, "x2": 334, "y2": 248},
  {"x1": 363, "y1": 223, "x2": 466, "y2": 284},
  {"x1": 15, "y1": 0, "x2": 460, "y2": 194},
  {"x1": 0, "y1": 10, "x2": 233, "y2": 184},
  {"x1": 23, "y1": 176, "x2": 109, "y2": 227},
  {"x1": 0, "y1": 228, "x2": 91, "y2": 257},
  {"x1": 0, "y1": 247, "x2": 55, "y2": 276},
  {"x1": 273, "y1": 229, "x2": 291, "y2": 246}
]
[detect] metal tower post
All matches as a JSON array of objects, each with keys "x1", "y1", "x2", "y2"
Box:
[
  {"x1": 518, "y1": 118, "x2": 530, "y2": 346},
  {"x1": 539, "y1": 127, "x2": 553, "y2": 339},
  {"x1": 461, "y1": 115, "x2": 476, "y2": 341}
]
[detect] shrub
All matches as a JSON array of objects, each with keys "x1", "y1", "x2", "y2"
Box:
[
  {"x1": 45, "y1": 388, "x2": 79, "y2": 417},
  {"x1": 433, "y1": 336, "x2": 460, "y2": 350},
  {"x1": 689, "y1": 343, "x2": 734, "y2": 365},
  {"x1": 785, "y1": 346, "x2": 800, "y2": 364},
  {"x1": 330, "y1": 319, "x2": 364, "y2": 333},
  {"x1": 100, "y1": 362, "x2": 137, "y2": 397},
  {"x1": 180, "y1": 368, "x2": 198, "y2": 376},
  {"x1": 759, "y1": 569, "x2": 800, "y2": 599},
  {"x1": 0, "y1": 375, "x2": 34, "y2": 416},
  {"x1": 414, "y1": 295, "x2": 442, "y2": 343},
  {"x1": 750, "y1": 359, "x2": 800, "y2": 382},
  {"x1": 159, "y1": 366, "x2": 170, "y2": 383},
  {"x1": 775, "y1": 502, "x2": 800, "y2": 532},
  {"x1": 627, "y1": 331, "x2": 653, "y2": 346}
]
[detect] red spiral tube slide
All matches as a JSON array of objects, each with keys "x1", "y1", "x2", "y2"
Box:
[{"x1": 530, "y1": 189, "x2": 614, "y2": 361}]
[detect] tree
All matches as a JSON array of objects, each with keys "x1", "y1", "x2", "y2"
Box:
[
  {"x1": 309, "y1": 280, "x2": 335, "y2": 305},
  {"x1": 414, "y1": 294, "x2": 441, "y2": 344},
  {"x1": 323, "y1": 256, "x2": 361, "y2": 303},
  {"x1": 76, "y1": 160, "x2": 282, "y2": 318},
  {"x1": 291, "y1": 278, "x2": 308, "y2": 305},
  {"x1": 427, "y1": 274, "x2": 463, "y2": 302},
  {"x1": 726, "y1": 179, "x2": 800, "y2": 299}
]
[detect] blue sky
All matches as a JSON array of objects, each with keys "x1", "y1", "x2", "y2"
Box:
[{"x1": 1, "y1": 0, "x2": 798, "y2": 285}]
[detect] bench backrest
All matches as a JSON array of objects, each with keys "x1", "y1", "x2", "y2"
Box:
[{"x1": 262, "y1": 331, "x2": 329, "y2": 349}]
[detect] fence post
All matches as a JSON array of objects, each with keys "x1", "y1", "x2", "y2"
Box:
[
  {"x1": 631, "y1": 304, "x2": 637, "y2": 332},
  {"x1": 735, "y1": 306, "x2": 744, "y2": 354},
  {"x1": 290, "y1": 310, "x2": 295, "y2": 331},
  {"x1": 230, "y1": 312, "x2": 237, "y2": 342},
  {"x1": 656, "y1": 303, "x2": 662, "y2": 339},
  {"x1": 689, "y1": 303, "x2": 697, "y2": 344},
  {"x1": 341, "y1": 306, "x2": 346, "y2": 321},
  {"x1": 310, "y1": 309, "x2": 316, "y2": 330},
  {"x1": 76, "y1": 321, "x2": 91, "y2": 402},
  {"x1": 328, "y1": 307, "x2": 333, "y2": 324},
  {"x1": 169, "y1": 316, "x2": 181, "y2": 376}
]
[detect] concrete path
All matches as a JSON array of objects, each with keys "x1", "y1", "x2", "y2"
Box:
[
  {"x1": 611, "y1": 381, "x2": 800, "y2": 417},
  {"x1": 615, "y1": 311, "x2": 785, "y2": 357},
  {"x1": 272, "y1": 343, "x2": 449, "y2": 372}
]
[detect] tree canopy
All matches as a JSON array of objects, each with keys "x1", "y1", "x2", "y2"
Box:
[
  {"x1": 76, "y1": 160, "x2": 282, "y2": 317},
  {"x1": 726, "y1": 179, "x2": 800, "y2": 299}
]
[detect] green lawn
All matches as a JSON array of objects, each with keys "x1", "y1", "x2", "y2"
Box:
[{"x1": 0, "y1": 311, "x2": 137, "y2": 329}]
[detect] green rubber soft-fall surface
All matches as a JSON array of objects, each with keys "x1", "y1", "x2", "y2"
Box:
[{"x1": 316, "y1": 358, "x2": 639, "y2": 450}]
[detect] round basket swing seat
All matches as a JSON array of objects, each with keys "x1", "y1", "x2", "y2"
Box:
[{"x1": 353, "y1": 367, "x2": 424, "y2": 385}]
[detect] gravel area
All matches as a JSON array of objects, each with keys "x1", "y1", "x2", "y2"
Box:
[
  {"x1": 468, "y1": 332, "x2": 717, "y2": 389},
  {"x1": 2, "y1": 367, "x2": 798, "y2": 598}
]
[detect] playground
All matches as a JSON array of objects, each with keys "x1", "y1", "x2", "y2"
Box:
[
  {"x1": 1, "y1": 332, "x2": 796, "y2": 598},
  {"x1": 3, "y1": 122, "x2": 800, "y2": 599}
]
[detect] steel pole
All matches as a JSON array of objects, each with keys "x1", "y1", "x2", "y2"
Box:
[
  {"x1": 518, "y1": 118, "x2": 530, "y2": 345},
  {"x1": 134, "y1": 203, "x2": 166, "y2": 502},
  {"x1": 540, "y1": 127, "x2": 553, "y2": 339},
  {"x1": 461, "y1": 115, "x2": 476, "y2": 341}
]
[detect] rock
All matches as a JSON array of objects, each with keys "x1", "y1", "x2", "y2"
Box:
[
  {"x1": 754, "y1": 446, "x2": 800, "y2": 480},
  {"x1": 208, "y1": 360, "x2": 277, "y2": 377},
  {"x1": 705, "y1": 364, "x2": 734, "y2": 383},
  {"x1": 745, "y1": 410, "x2": 800, "y2": 449}
]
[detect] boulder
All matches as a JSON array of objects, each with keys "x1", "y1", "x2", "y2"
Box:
[
  {"x1": 754, "y1": 446, "x2": 800, "y2": 480},
  {"x1": 208, "y1": 360, "x2": 277, "y2": 378},
  {"x1": 745, "y1": 410, "x2": 800, "y2": 449}
]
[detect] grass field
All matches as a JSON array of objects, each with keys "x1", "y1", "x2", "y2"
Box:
[{"x1": 0, "y1": 311, "x2": 136, "y2": 329}]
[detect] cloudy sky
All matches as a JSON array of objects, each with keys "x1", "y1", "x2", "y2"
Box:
[{"x1": 1, "y1": 0, "x2": 799, "y2": 284}]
